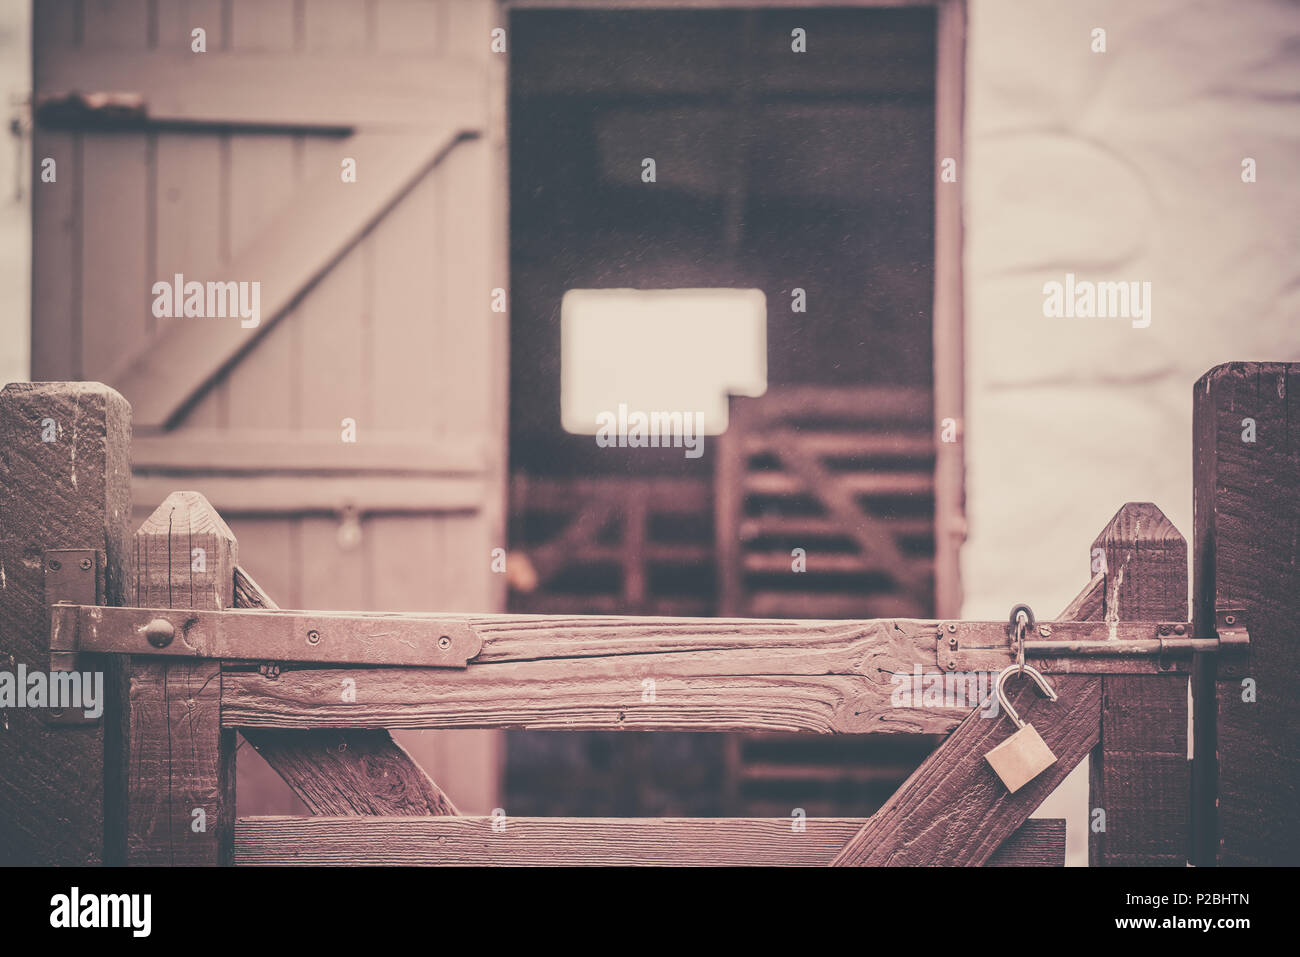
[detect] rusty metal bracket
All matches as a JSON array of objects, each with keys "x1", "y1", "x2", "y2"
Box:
[
  {"x1": 936, "y1": 609, "x2": 1251, "y2": 676},
  {"x1": 43, "y1": 548, "x2": 103, "y2": 726},
  {"x1": 50, "y1": 605, "x2": 484, "y2": 669}
]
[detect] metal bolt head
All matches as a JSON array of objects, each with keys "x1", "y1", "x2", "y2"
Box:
[
  {"x1": 948, "y1": 635, "x2": 958, "y2": 649},
  {"x1": 143, "y1": 618, "x2": 174, "y2": 649},
  {"x1": 438, "y1": 635, "x2": 453, "y2": 650},
  {"x1": 1174, "y1": 624, "x2": 1186, "y2": 635},
  {"x1": 946, "y1": 623, "x2": 957, "y2": 633},
  {"x1": 1225, "y1": 615, "x2": 1236, "y2": 626},
  {"x1": 1159, "y1": 624, "x2": 1172, "y2": 636},
  {"x1": 307, "y1": 629, "x2": 321, "y2": 645},
  {"x1": 46, "y1": 558, "x2": 61, "y2": 572},
  {"x1": 79, "y1": 557, "x2": 92, "y2": 571},
  {"x1": 1039, "y1": 624, "x2": 1051, "y2": 638},
  {"x1": 946, "y1": 659, "x2": 956, "y2": 670}
]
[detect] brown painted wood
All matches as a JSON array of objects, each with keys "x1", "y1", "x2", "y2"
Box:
[
  {"x1": 0, "y1": 382, "x2": 132, "y2": 865},
  {"x1": 221, "y1": 617, "x2": 969, "y2": 734},
  {"x1": 233, "y1": 815, "x2": 1064, "y2": 867},
  {"x1": 231, "y1": 565, "x2": 460, "y2": 817},
  {"x1": 125, "y1": 490, "x2": 237, "y2": 865},
  {"x1": 1193, "y1": 362, "x2": 1300, "y2": 866},
  {"x1": 1087, "y1": 503, "x2": 1189, "y2": 867},
  {"x1": 830, "y1": 573, "x2": 1107, "y2": 866}
]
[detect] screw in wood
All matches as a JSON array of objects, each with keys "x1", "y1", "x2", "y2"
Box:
[
  {"x1": 948, "y1": 635, "x2": 958, "y2": 649},
  {"x1": 1039, "y1": 625, "x2": 1051, "y2": 637},
  {"x1": 79, "y1": 557, "x2": 92, "y2": 570},
  {"x1": 438, "y1": 635, "x2": 452, "y2": 650},
  {"x1": 307, "y1": 630, "x2": 321, "y2": 644},
  {"x1": 946, "y1": 623, "x2": 957, "y2": 633},
  {"x1": 46, "y1": 558, "x2": 61, "y2": 571},
  {"x1": 1175, "y1": 624, "x2": 1186, "y2": 635}
]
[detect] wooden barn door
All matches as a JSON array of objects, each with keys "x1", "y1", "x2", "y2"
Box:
[{"x1": 31, "y1": 0, "x2": 508, "y2": 813}]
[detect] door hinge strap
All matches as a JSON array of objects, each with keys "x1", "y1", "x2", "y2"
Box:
[{"x1": 50, "y1": 605, "x2": 483, "y2": 669}]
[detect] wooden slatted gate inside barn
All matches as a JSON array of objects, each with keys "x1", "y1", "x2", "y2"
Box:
[{"x1": 2, "y1": 366, "x2": 1297, "y2": 866}]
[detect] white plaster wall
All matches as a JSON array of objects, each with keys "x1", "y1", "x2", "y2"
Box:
[
  {"x1": 0, "y1": 0, "x2": 30, "y2": 387},
  {"x1": 963, "y1": 0, "x2": 1300, "y2": 863}
]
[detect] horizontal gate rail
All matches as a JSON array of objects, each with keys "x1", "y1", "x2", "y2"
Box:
[{"x1": 233, "y1": 815, "x2": 1065, "y2": 867}]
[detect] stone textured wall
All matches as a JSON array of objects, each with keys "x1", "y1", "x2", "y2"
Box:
[{"x1": 962, "y1": 0, "x2": 1300, "y2": 863}]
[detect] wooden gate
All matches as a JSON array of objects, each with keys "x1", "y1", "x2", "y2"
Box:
[{"x1": 2, "y1": 364, "x2": 1297, "y2": 866}]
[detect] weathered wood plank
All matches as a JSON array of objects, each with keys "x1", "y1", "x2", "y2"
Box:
[
  {"x1": 830, "y1": 575, "x2": 1107, "y2": 866},
  {"x1": 0, "y1": 383, "x2": 132, "y2": 865},
  {"x1": 1193, "y1": 362, "x2": 1300, "y2": 866},
  {"x1": 222, "y1": 617, "x2": 965, "y2": 734},
  {"x1": 829, "y1": 675, "x2": 1100, "y2": 865},
  {"x1": 125, "y1": 490, "x2": 237, "y2": 865},
  {"x1": 230, "y1": 565, "x2": 460, "y2": 816},
  {"x1": 1088, "y1": 503, "x2": 1189, "y2": 867},
  {"x1": 986, "y1": 818, "x2": 1065, "y2": 867},
  {"x1": 239, "y1": 729, "x2": 459, "y2": 816},
  {"x1": 233, "y1": 815, "x2": 1065, "y2": 867}
]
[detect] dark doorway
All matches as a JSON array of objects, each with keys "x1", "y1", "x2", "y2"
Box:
[{"x1": 506, "y1": 6, "x2": 940, "y2": 817}]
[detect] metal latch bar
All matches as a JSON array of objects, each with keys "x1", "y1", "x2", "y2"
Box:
[
  {"x1": 52, "y1": 605, "x2": 484, "y2": 669},
  {"x1": 937, "y1": 610, "x2": 1250, "y2": 675}
]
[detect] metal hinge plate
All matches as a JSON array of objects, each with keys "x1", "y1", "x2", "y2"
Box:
[
  {"x1": 43, "y1": 548, "x2": 103, "y2": 726},
  {"x1": 51, "y1": 605, "x2": 484, "y2": 669}
]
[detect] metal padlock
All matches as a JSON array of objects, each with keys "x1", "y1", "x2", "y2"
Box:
[{"x1": 985, "y1": 662, "x2": 1059, "y2": 793}]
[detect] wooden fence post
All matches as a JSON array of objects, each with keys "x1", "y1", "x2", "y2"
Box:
[
  {"x1": 1087, "y1": 503, "x2": 1189, "y2": 866},
  {"x1": 120, "y1": 490, "x2": 238, "y2": 865},
  {"x1": 0, "y1": 382, "x2": 132, "y2": 865},
  {"x1": 1192, "y1": 361, "x2": 1300, "y2": 866}
]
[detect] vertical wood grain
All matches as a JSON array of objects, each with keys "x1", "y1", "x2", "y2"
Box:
[
  {"x1": 1087, "y1": 502, "x2": 1189, "y2": 867},
  {"x1": 1193, "y1": 362, "x2": 1300, "y2": 866},
  {"x1": 0, "y1": 382, "x2": 132, "y2": 865},
  {"x1": 126, "y1": 490, "x2": 237, "y2": 865}
]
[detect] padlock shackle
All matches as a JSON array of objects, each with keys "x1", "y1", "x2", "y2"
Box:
[
  {"x1": 1008, "y1": 603, "x2": 1036, "y2": 674},
  {"x1": 994, "y1": 663, "x2": 1058, "y2": 729}
]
